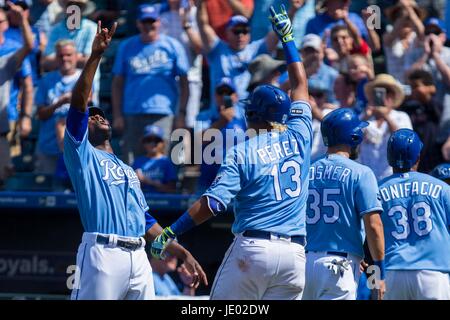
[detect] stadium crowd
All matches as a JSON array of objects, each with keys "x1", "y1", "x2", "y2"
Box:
[{"x1": 0, "y1": 0, "x2": 449, "y2": 194}]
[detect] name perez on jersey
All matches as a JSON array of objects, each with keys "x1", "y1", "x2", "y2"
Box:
[
  {"x1": 100, "y1": 159, "x2": 140, "y2": 187},
  {"x1": 256, "y1": 139, "x2": 300, "y2": 164},
  {"x1": 379, "y1": 181, "x2": 443, "y2": 201},
  {"x1": 309, "y1": 165, "x2": 352, "y2": 183}
]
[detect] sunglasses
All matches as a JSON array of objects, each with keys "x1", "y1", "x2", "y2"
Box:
[
  {"x1": 141, "y1": 18, "x2": 157, "y2": 25},
  {"x1": 216, "y1": 88, "x2": 234, "y2": 96},
  {"x1": 232, "y1": 28, "x2": 250, "y2": 36},
  {"x1": 143, "y1": 136, "x2": 163, "y2": 144}
]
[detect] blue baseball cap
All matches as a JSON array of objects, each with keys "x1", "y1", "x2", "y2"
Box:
[
  {"x1": 137, "y1": 4, "x2": 160, "y2": 21},
  {"x1": 226, "y1": 15, "x2": 249, "y2": 29},
  {"x1": 88, "y1": 106, "x2": 106, "y2": 119},
  {"x1": 9, "y1": 0, "x2": 32, "y2": 9},
  {"x1": 430, "y1": 163, "x2": 450, "y2": 181},
  {"x1": 143, "y1": 125, "x2": 164, "y2": 140},
  {"x1": 215, "y1": 77, "x2": 236, "y2": 93},
  {"x1": 425, "y1": 17, "x2": 447, "y2": 35}
]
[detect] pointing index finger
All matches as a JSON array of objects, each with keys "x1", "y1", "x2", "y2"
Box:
[{"x1": 97, "y1": 20, "x2": 101, "y2": 34}]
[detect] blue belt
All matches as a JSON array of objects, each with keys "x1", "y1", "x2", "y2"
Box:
[
  {"x1": 96, "y1": 234, "x2": 143, "y2": 251},
  {"x1": 243, "y1": 230, "x2": 306, "y2": 246},
  {"x1": 306, "y1": 250, "x2": 348, "y2": 258}
]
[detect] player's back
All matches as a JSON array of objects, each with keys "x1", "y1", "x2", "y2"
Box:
[
  {"x1": 204, "y1": 101, "x2": 312, "y2": 237},
  {"x1": 378, "y1": 172, "x2": 450, "y2": 272},
  {"x1": 306, "y1": 154, "x2": 382, "y2": 257}
]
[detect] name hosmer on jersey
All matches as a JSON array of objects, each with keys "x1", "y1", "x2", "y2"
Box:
[
  {"x1": 309, "y1": 165, "x2": 352, "y2": 183},
  {"x1": 379, "y1": 179, "x2": 443, "y2": 201}
]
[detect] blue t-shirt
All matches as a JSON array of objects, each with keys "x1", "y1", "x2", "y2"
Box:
[
  {"x1": 132, "y1": 156, "x2": 177, "y2": 193},
  {"x1": 305, "y1": 12, "x2": 368, "y2": 43},
  {"x1": 35, "y1": 70, "x2": 81, "y2": 155},
  {"x1": 64, "y1": 110, "x2": 149, "y2": 237},
  {"x1": 378, "y1": 172, "x2": 450, "y2": 273},
  {"x1": 198, "y1": 114, "x2": 247, "y2": 191},
  {"x1": 4, "y1": 26, "x2": 40, "y2": 83},
  {"x1": 280, "y1": 63, "x2": 339, "y2": 104},
  {"x1": 206, "y1": 39, "x2": 268, "y2": 117},
  {"x1": 112, "y1": 34, "x2": 189, "y2": 116},
  {"x1": 204, "y1": 101, "x2": 312, "y2": 236},
  {"x1": 306, "y1": 154, "x2": 383, "y2": 258},
  {"x1": 0, "y1": 37, "x2": 33, "y2": 121},
  {"x1": 152, "y1": 272, "x2": 181, "y2": 296}
]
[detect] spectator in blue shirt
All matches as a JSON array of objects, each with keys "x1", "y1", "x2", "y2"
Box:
[
  {"x1": 34, "y1": 39, "x2": 96, "y2": 174},
  {"x1": 112, "y1": 4, "x2": 190, "y2": 165},
  {"x1": 305, "y1": 0, "x2": 368, "y2": 42},
  {"x1": 195, "y1": 0, "x2": 294, "y2": 118},
  {"x1": 41, "y1": 0, "x2": 97, "y2": 73},
  {"x1": 0, "y1": 6, "x2": 33, "y2": 140},
  {"x1": 5, "y1": 0, "x2": 44, "y2": 84},
  {"x1": 133, "y1": 124, "x2": 178, "y2": 194},
  {"x1": 196, "y1": 77, "x2": 246, "y2": 192},
  {"x1": 280, "y1": 34, "x2": 338, "y2": 103},
  {"x1": 149, "y1": 252, "x2": 197, "y2": 297}
]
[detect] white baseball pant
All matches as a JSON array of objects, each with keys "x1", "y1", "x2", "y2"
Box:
[
  {"x1": 70, "y1": 232, "x2": 155, "y2": 300},
  {"x1": 384, "y1": 270, "x2": 450, "y2": 300},
  {"x1": 303, "y1": 251, "x2": 362, "y2": 300},
  {"x1": 210, "y1": 233, "x2": 306, "y2": 300}
]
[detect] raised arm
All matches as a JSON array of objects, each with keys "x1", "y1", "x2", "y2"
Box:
[
  {"x1": 270, "y1": 5, "x2": 308, "y2": 101},
  {"x1": 8, "y1": 1, "x2": 34, "y2": 70},
  {"x1": 195, "y1": 0, "x2": 218, "y2": 53},
  {"x1": 227, "y1": 0, "x2": 254, "y2": 18},
  {"x1": 71, "y1": 21, "x2": 116, "y2": 113}
]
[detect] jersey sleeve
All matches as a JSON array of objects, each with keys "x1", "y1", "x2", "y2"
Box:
[
  {"x1": 287, "y1": 100, "x2": 313, "y2": 139},
  {"x1": 355, "y1": 168, "x2": 383, "y2": 216},
  {"x1": 63, "y1": 108, "x2": 92, "y2": 171},
  {"x1": 203, "y1": 145, "x2": 243, "y2": 211}
]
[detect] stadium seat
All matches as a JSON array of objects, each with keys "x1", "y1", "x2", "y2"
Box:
[
  {"x1": 11, "y1": 154, "x2": 35, "y2": 172},
  {"x1": 4, "y1": 173, "x2": 54, "y2": 192}
]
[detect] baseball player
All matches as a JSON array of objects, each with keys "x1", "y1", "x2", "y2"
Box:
[
  {"x1": 430, "y1": 163, "x2": 450, "y2": 185},
  {"x1": 151, "y1": 5, "x2": 312, "y2": 300},
  {"x1": 64, "y1": 21, "x2": 207, "y2": 300},
  {"x1": 303, "y1": 108, "x2": 386, "y2": 300},
  {"x1": 379, "y1": 129, "x2": 450, "y2": 300}
]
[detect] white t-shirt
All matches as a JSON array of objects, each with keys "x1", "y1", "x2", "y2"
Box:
[{"x1": 358, "y1": 109, "x2": 413, "y2": 181}]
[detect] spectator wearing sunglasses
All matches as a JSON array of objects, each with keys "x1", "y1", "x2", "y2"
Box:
[
  {"x1": 196, "y1": 78, "x2": 246, "y2": 192},
  {"x1": 132, "y1": 125, "x2": 178, "y2": 194},
  {"x1": 112, "y1": 4, "x2": 190, "y2": 165},
  {"x1": 409, "y1": 17, "x2": 450, "y2": 131},
  {"x1": 195, "y1": 0, "x2": 295, "y2": 119}
]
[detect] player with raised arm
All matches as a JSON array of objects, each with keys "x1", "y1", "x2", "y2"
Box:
[
  {"x1": 151, "y1": 5, "x2": 312, "y2": 300},
  {"x1": 303, "y1": 108, "x2": 386, "y2": 300},
  {"x1": 379, "y1": 129, "x2": 450, "y2": 300},
  {"x1": 64, "y1": 21, "x2": 206, "y2": 300}
]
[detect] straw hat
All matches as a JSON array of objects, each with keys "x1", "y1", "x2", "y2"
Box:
[{"x1": 364, "y1": 74, "x2": 405, "y2": 108}]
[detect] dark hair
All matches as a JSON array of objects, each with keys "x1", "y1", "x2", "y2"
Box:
[
  {"x1": 330, "y1": 25, "x2": 350, "y2": 39},
  {"x1": 338, "y1": 72, "x2": 357, "y2": 90},
  {"x1": 408, "y1": 69, "x2": 435, "y2": 86}
]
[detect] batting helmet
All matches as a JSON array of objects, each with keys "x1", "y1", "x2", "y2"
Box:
[
  {"x1": 387, "y1": 129, "x2": 423, "y2": 170},
  {"x1": 242, "y1": 85, "x2": 291, "y2": 124},
  {"x1": 430, "y1": 163, "x2": 450, "y2": 181},
  {"x1": 321, "y1": 108, "x2": 368, "y2": 148}
]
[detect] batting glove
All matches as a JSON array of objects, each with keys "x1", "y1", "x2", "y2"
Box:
[
  {"x1": 269, "y1": 5, "x2": 294, "y2": 43},
  {"x1": 151, "y1": 227, "x2": 177, "y2": 259}
]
